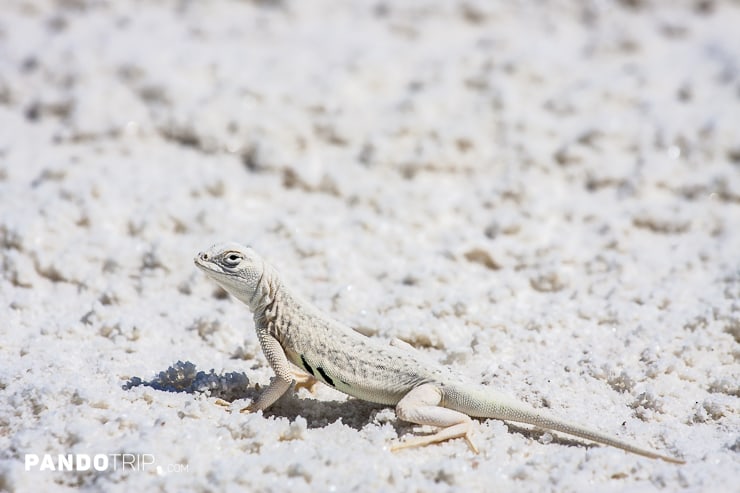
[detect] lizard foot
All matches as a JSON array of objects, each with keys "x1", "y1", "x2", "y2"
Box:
[
  {"x1": 293, "y1": 372, "x2": 320, "y2": 394},
  {"x1": 391, "y1": 422, "x2": 479, "y2": 454},
  {"x1": 215, "y1": 399, "x2": 253, "y2": 414},
  {"x1": 239, "y1": 404, "x2": 255, "y2": 414}
]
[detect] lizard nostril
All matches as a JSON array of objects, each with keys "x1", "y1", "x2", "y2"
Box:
[{"x1": 200, "y1": 252, "x2": 208, "y2": 261}]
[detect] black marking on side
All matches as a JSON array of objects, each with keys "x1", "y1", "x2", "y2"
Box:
[
  {"x1": 316, "y1": 367, "x2": 335, "y2": 387},
  {"x1": 300, "y1": 355, "x2": 315, "y2": 376}
]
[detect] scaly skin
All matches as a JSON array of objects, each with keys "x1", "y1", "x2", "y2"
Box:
[{"x1": 194, "y1": 242, "x2": 684, "y2": 464}]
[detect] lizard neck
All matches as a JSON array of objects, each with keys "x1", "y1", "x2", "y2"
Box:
[
  {"x1": 251, "y1": 272, "x2": 324, "y2": 332},
  {"x1": 249, "y1": 262, "x2": 282, "y2": 323}
]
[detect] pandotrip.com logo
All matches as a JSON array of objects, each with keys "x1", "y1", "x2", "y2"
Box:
[{"x1": 24, "y1": 454, "x2": 188, "y2": 474}]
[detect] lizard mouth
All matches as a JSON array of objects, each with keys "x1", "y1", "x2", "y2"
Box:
[{"x1": 194, "y1": 252, "x2": 235, "y2": 281}]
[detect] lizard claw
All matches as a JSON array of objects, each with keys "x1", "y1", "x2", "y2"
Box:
[
  {"x1": 214, "y1": 398, "x2": 232, "y2": 408},
  {"x1": 463, "y1": 433, "x2": 479, "y2": 454},
  {"x1": 215, "y1": 398, "x2": 254, "y2": 414}
]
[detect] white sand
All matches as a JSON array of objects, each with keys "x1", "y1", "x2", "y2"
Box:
[{"x1": 1, "y1": 0, "x2": 739, "y2": 491}]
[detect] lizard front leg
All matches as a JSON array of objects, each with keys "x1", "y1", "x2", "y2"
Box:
[
  {"x1": 242, "y1": 333, "x2": 294, "y2": 413},
  {"x1": 392, "y1": 383, "x2": 478, "y2": 453}
]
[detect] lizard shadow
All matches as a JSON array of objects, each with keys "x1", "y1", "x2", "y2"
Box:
[
  {"x1": 267, "y1": 391, "x2": 389, "y2": 431},
  {"x1": 498, "y1": 421, "x2": 599, "y2": 449},
  {"x1": 123, "y1": 361, "x2": 390, "y2": 432},
  {"x1": 123, "y1": 362, "x2": 596, "y2": 448}
]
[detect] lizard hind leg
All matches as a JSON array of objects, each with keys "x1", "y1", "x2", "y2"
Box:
[{"x1": 391, "y1": 383, "x2": 478, "y2": 454}]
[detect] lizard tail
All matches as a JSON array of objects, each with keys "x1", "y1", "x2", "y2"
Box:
[{"x1": 445, "y1": 385, "x2": 684, "y2": 464}]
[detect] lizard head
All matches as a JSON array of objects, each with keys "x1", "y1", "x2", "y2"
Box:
[{"x1": 194, "y1": 242, "x2": 269, "y2": 310}]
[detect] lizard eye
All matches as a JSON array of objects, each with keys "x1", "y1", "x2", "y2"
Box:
[{"x1": 223, "y1": 253, "x2": 242, "y2": 267}]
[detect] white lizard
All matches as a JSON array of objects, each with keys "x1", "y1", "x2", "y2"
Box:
[{"x1": 194, "y1": 242, "x2": 684, "y2": 464}]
